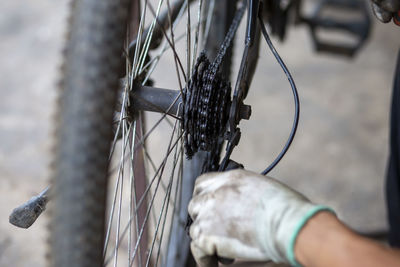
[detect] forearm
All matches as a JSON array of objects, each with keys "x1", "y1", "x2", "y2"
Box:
[{"x1": 295, "y1": 212, "x2": 400, "y2": 267}]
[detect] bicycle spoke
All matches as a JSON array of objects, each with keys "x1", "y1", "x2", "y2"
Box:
[
  {"x1": 129, "y1": 121, "x2": 180, "y2": 266},
  {"x1": 136, "y1": 0, "x2": 165, "y2": 77},
  {"x1": 202, "y1": 0, "x2": 214, "y2": 49},
  {"x1": 191, "y1": 0, "x2": 203, "y2": 71},
  {"x1": 112, "y1": 120, "x2": 129, "y2": 267},
  {"x1": 109, "y1": 97, "x2": 182, "y2": 179},
  {"x1": 107, "y1": 116, "x2": 179, "y2": 264},
  {"x1": 141, "y1": 135, "x2": 171, "y2": 199},
  {"x1": 145, "y1": 131, "x2": 181, "y2": 266},
  {"x1": 132, "y1": 0, "x2": 148, "y2": 76},
  {"x1": 147, "y1": 1, "x2": 186, "y2": 92},
  {"x1": 141, "y1": 20, "x2": 201, "y2": 84},
  {"x1": 186, "y1": 0, "x2": 192, "y2": 77},
  {"x1": 104, "y1": 122, "x2": 133, "y2": 258},
  {"x1": 109, "y1": 83, "x2": 130, "y2": 160},
  {"x1": 128, "y1": 120, "x2": 139, "y2": 266},
  {"x1": 154, "y1": 133, "x2": 184, "y2": 266},
  {"x1": 104, "y1": 130, "x2": 183, "y2": 265}
]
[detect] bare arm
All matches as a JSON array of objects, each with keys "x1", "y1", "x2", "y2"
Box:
[{"x1": 296, "y1": 211, "x2": 400, "y2": 267}]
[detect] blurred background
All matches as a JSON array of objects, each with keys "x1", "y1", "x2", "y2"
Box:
[{"x1": 0, "y1": 0, "x2": 399, "y2": 266}]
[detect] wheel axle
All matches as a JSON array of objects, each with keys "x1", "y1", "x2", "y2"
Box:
[{"x1": 130, "y1": 85, "x2": 251, "y2": 121}]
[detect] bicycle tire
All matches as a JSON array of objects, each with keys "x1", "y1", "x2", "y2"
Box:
[
  {"x1": 47, "y1": 0, "x2": 130, "y2": 266},
  {"x1": 48, "y1": 0, "x2": 237, "y2": 266}
]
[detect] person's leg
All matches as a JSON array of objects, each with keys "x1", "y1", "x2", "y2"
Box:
[{"x1": 387, "y1": 50, "x2": 400, "y2": 247}]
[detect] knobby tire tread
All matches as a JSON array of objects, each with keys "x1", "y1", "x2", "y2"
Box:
[{"x1": 48, "y1": 0, "x2": 130, "y2": 266}]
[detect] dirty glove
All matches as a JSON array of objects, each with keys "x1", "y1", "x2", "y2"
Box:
[
  {"x1": 370, "y1": 0, "x2": 400, "y2": 23},
  {"x1": 188, "y1": 169, "x2": 334, "y2": 267}
]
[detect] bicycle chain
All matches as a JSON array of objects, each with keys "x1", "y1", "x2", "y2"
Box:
[{"x1": 183, "y1": 2, "x2": 245, "y2": 169}]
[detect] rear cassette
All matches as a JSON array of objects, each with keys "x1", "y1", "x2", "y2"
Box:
[{"x1": 183, "y1": 52, "x2": 232, "y2": 158}]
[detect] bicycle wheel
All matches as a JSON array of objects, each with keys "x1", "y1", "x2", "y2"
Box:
[{"x1": 48, "y1": 0, "x2": 237, "y2": 266}]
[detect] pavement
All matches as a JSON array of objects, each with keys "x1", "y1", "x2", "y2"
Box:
[{"x1": 0, "y1": 0, "x2": 399, "y2": 266}]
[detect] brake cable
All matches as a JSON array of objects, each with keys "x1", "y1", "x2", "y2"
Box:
[
  {"x1": 219, "y1": 0, "x2": 300, "y2": 175},
  {"x1": 258, "y1": 11, "x2": 300, "y2": 175}
]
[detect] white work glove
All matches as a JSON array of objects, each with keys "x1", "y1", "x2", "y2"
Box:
[{"x1": 188, "y1": 169, "x2": 334, "y2": 267}]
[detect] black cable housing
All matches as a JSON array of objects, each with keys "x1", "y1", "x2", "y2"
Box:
[{"x1": 258, "y1": 16, "x2": 300, "y2": 176}]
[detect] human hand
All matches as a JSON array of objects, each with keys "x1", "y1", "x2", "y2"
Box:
[
  {"x1": 370, "y1": 0, "x2": 400, "y2": 24},
  {"x1": 188, "y1": 169, "x2": 333, "y2": 267}
]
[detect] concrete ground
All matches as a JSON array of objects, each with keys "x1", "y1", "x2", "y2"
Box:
[{"x1": 0, "y1": 0, "x2": 399, "y2": 266}]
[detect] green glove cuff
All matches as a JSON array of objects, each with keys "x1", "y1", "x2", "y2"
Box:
[{"x1": 286, "y1": 205, "x2": 336, "y2": 267}]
